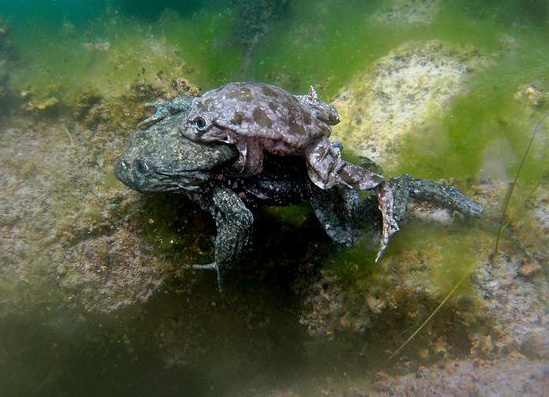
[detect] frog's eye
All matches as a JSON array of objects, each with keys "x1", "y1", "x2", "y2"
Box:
[{"x1": 193, "y1": 116, "x2": 209, "y2": 131}]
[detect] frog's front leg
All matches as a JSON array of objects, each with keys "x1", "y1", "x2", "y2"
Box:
[{"x1": 192, "y1": 186, "x2": 254, "y2": 290}]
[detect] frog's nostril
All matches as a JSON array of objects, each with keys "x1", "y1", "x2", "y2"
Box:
[{"x1": 134, "y1": 159, "x2": 150, "y2": 174}]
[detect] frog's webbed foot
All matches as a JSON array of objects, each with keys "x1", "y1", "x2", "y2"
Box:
[
  {"x1": 192, "y1": 262, "x2": 223, "y2": 293},
  {"x1": 192, "y1": 186, "x2": 253, "y2": 291},
  {"x1": 371, "y1": 174, "x2": 483, "y2": 259},
  {"x1": 375, "y1": 182, "x2": 400, "y2": 262},
  {"x1": 387, "y1": 174, "x2": 484, "y2": 221},
  {"x1": 138, "y1": 96, "x2": 194, "y2": 129}
]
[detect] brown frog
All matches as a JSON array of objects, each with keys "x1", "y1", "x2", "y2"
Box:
[{"x1": 180, "y1": 82, "x2": 398, "y2": 260}]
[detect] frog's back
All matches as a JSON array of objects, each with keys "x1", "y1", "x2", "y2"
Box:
[{"x1": 191, "y1": 82, "x2": 330, "y2": 148}]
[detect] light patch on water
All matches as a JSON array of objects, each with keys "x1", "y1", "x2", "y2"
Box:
[
  {"x1": 376, "y1": 0, "x2": 441, "y2": 27},
  {"x1": 331, "y1": 40, "x2": 487, "y2": 170},
  {"x1": 479, "y1": 138, "x2": 516, "y2": 182}
]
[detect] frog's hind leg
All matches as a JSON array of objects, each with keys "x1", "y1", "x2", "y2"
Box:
[
  {"x1": 304, "y1": 139, "x2": 384, "y2": 190},
  {"x1": 303, "y1": 139, "x2": 343, "y2": 189},
  {"x1": 304, "y1": 140, "x2": 400, "y2": 262},
  {"x1": 374, "y1": 182, "x2": 400, "y2": 262}
]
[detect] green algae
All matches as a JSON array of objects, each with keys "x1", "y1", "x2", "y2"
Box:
[
  {"x1": 152, "y1": 8, "x2": 241, "y2": 87},
  {"x1": 323, "y1": 221, "x2": 487, "y2": 296},
  {"x1": 393, "y1": 43, "x2": 549, "y2": 201},
  {"x1": 263, "y1": 205, "x2": 314, "y2": 229},
  {"x1": 442, "y1": 0, "x2": 549, "y2": 27},
  {"x1": 9, "y1": 8, "x2": 240, "y2": 100},
  {"x1": 245, "y1": 0, "x2": 395, "y2": 95}
]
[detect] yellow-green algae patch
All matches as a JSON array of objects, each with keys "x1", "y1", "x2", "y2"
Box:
[
  {"x1": 331, "y1": 40, "x2": 488, "y2": 172},
  {"x1": 245, "y1": 0, "x2": 396, "y2": 94},
  {"x1": 299, "y1": 221, "x2": 492, "y2": 358},
  {"x1": 9, "y1": 8, "x2": 240, "y2": 102},
  {"x1": 393, "y1": 42, "x2": 549, "y2": 181}
]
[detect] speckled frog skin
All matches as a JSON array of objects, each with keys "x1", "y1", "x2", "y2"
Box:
[
  {"x1": 115, "y1": 94, "x2": 483, "y2": 287},
  {"x1": 180, "y1": 82, "x2": 383, "y2": 190},
  {"x1": 180, "y1": 82, "x2": 399, "y2": 259}
]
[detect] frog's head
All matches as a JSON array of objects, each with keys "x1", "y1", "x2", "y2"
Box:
[
  {"x1": 178, "y1": 83, "x2": 248, "y2": 144},
  {"x1": 115, "y1": 114, "x2": 237, "y2": 193},
  {"x1": 179, "y1": 82, "x2": 287, "y2": 144}
]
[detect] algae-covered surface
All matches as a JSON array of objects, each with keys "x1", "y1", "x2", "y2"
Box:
[{"x1": 1, "y1": 1, "x2": 549, "y2": 396}]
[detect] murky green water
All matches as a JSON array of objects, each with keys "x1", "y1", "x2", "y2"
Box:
[{"x1": 1, "y1": 1, "x2": 549, "y2": 396}]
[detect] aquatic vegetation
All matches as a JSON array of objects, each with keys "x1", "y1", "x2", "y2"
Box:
[
  {"x1": 0, "y1": 18, "x2": 16, "y2": 111},
  {"x1": 118, "y1": 0, "x2": 207, "y2": 21},
  {"x1": 8, "y1": 8, "x2": 239, "y2": 105},
  {"x1": 445, "y1": 0, "x2": 549, "y2": 26},
  {"x1": 493, "y1": 111, "x2": 549, "y2": 255}
]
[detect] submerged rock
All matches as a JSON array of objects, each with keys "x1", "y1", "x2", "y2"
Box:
[{"x1": 332, "y1": 40, "x2": 488, "y2": 169}]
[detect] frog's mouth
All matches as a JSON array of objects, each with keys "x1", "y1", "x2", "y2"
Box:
[{"x1": 115, "y1": 158, "x2": 212, "y2": 193}]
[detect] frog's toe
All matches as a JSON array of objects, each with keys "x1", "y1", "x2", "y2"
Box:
[
  {"x1": 137, "y1": 114, "x2": 162, "y2": 129},
  {"x1": 192, "y1": 262, "x2": 223, "y2": 293}
]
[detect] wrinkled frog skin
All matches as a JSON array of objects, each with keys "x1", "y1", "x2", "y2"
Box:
[
  {"x1": 180, "y1": 82, "x2": 399, "y2": 258},
  {"x1": 115, "y1": 90, "x2": 483, "y2": 288},
  {"x1": 180, "y1": 82, "x2": 383, "y2": 190}
]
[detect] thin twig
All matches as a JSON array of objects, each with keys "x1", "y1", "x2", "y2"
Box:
[
  {"x1": 63, "y1": 126, "x2": 75, "y2": 147},
  {"x1": 494, "y1": 111, "x2": 549, "y2": 255}
]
